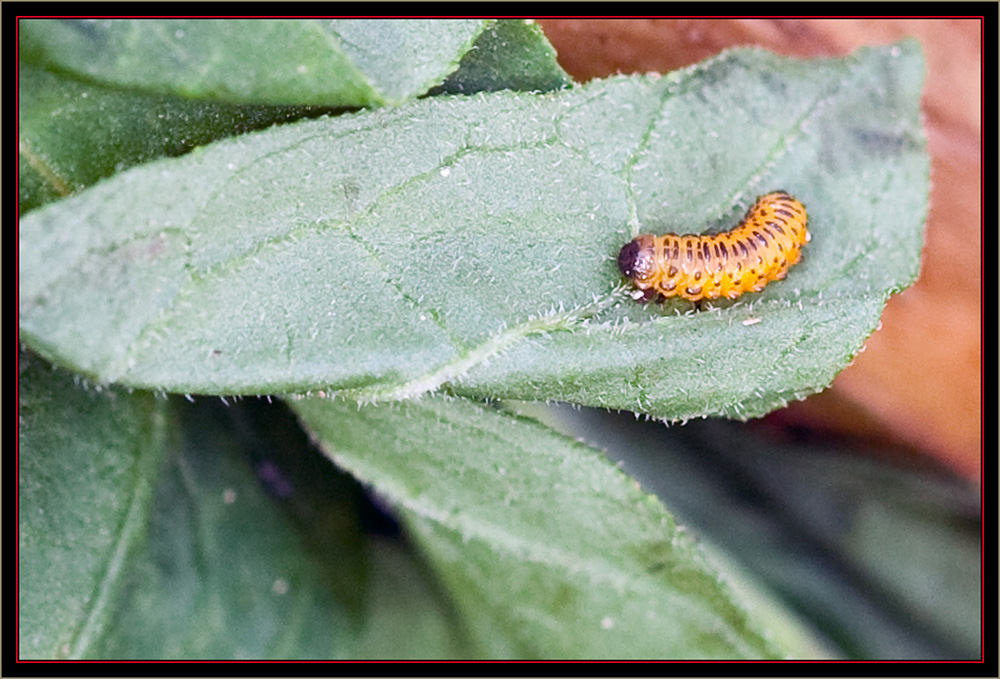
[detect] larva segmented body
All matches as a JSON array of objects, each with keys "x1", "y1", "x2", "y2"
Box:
[{"x1": 617, "y1": 191, "x2": 809, "y2": 302}]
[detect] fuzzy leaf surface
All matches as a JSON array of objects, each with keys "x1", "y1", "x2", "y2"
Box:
[
  {"x1": 18, "y1": 354, "x2": 164, "y2": 659},
  {"x1": 19, "y1": 19, "x2": 494, "y2": 106},
  {"x1": 18, "y1": 372, "x2": 472, "y2": 659},
  {"x1": 291, "y1": 395, "x2": 781, "y2": 658},
  {"x1": 18, "y1": 43, "x2": 928, "y2": 419},
  {"x1": 17, "y1": 61, "x2": 317, "y2": 215}
]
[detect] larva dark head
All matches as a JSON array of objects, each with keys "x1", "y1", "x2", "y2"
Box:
[{"x1": 618, "y1": 234, "x2": 656, "y2": 282}]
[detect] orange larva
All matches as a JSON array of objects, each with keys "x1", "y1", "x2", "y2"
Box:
[{"x1": 617, "y1": 191, "x2": 809, "y2": 302}]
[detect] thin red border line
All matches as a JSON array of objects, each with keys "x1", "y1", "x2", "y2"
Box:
[
  {"x1": 11, "y1": 15, "x2": 994, "y2": 21},
  {"x1": 15, "y1": 17, "x2": 988, "y2": 663}
]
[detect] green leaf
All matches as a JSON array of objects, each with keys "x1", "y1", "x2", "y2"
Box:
[
  {"x1": 19, "y1": 375, "x2": 473, "y2": 659},
  {"x1": 18, "y1": 352, "x2": 165, "y2": 659},
  {"x1": 521, "y1": 403, "x2": 982, "y2": 659},
  {"x1": 19, "y1": 19, "x2": 493, "y2": 106},
  {"x1": 839, "y1": 470, "x2": 982, "y2": 658},
  {"x1": 18, "y1": 42, "x2": 928, "y2": 420},
  {"x1": 18, "y1": 20, "x2": 569, "y2": 216},
  {"x1": 434, "y1": 19, "x2": 571, "y2": 95},
  {"x1": 91, "y1": 399, "x2": 361, "y2": 658},
  {"x1": 18, "y1": 61, "x2": 318, "y2": 214},
  {"x1": 290, "y1": 394, "x2": 781, "y2": 659}
]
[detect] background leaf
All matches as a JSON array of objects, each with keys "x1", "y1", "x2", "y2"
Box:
[
  {"x1": 19, "y1": 19, "x2": 492, "y2": 106},
  {"x1": 513, "y1": 402, "x2": 982, "y2": 659},
  {"x1": 17, "y1": 61, "x2": 319, "y2": 215},
  {"x1": 20, "y1": 370, "x2": 474, "y2": 659},
  {"x1": 18, "y1": 352, "x2": 165, "y2": 659},
  {"x1": 19, "y1": 42, "x2": 928, "y2": 422},
  {"x1": 90, "y1": 397, "x2": 475, "y2": 659},
  {"x1": 434, "y1": 18, "x2": 571, "y2": 95},
  {"x1": 93, "y1": 398, "x2": 361, "y2": 658},
  {"x1": 290, "y1": 394, "x2": 782, "y2": 659},
  {"x1": 18, "y1": 20, "x2": 568, "y2": 216}
]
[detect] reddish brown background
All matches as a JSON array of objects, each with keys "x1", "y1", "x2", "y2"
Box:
[{"x1": 537, "y1": 19, "x2": 983, "y2": 481}]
